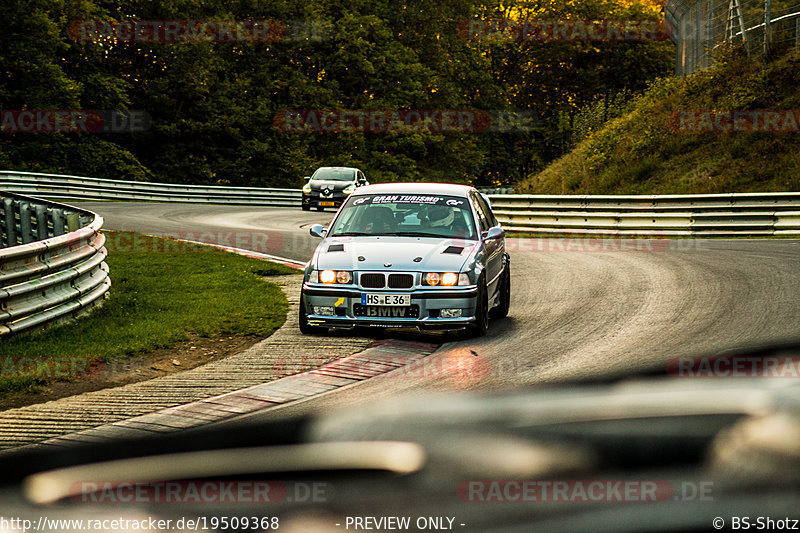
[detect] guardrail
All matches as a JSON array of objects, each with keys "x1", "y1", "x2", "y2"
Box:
[
  {"x1": 3, "y1": 171, "x2": 799, "y2": 236},
  {"x1": 489, "y1": 192, "x2": 800, "y2": 236},
  {"x1": 0, "y1": 193, "x2": 110, "y2": 337},
  {"x1": 0, "y1": 171, "x2": 300, "y2": 206},
  {"x1": 477, "y1": 187, "x2": 514, "y2": 195}
]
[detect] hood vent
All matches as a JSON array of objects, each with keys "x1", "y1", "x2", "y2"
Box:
[
  {"x1": 327, "y1": 244, "x2": 345, "y2": 252},
  {"x1": 442, "y1": 246, "x2": 464, "y2": 255}
]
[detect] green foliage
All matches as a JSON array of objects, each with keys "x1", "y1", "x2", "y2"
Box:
[
  {"x1": 0, "y1": 136, "x2": 152, "y2": 180},
  {"x1": 0, "y1": 0, "x2": 674, "y2": 187},
  {"x1": 520, "y1": 48, "x2": 800, "y2": 194}
]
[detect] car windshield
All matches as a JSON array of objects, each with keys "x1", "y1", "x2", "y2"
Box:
[
  {"x1": 312, "y1": 168, "x2": 356, "y2": 181},
  {"x1": 329, "y1": 194, "x2": 477, "y2": 239}
]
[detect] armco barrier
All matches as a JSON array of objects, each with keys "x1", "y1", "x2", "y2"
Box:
[
  {"x1": 0, "y1": 171, "x2": 300, "y2": 206},
  {"x1": 0, "y1": 192, "x2": 110, "y2": 337},
  {"x1": 2, "y1": 172, "x2": 799, "y2": 236},
  {"x1": 488, "y1": 193, "x2": 800, "y2": 236}
]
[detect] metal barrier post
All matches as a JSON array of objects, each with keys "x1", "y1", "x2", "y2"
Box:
[
  {"x1": 19, "y1": 202, "x2": 33, "y2": 244},
  {"x1": 66, "y1": 213, "x2": 80, "y2": 232},
  {"x1": 2, "y1": 198, "x2": 17, "y2": 247},
  {"x1": 34, "y1": 205, "x2": 48, "y2": 240},
  {"x1": 51, "y1": 208, "x2": 65, "y2": 235}
]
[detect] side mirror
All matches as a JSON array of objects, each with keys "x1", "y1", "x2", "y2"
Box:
[
  {"x1": 482, "y1": 227, "x2": 503, "y2": 241},
  {"x1": 309, "y1": 224, "x2": 327, "y2": 238},
  {"x1": 304, "y1": 176, "x2": 311, "y2": 181}
]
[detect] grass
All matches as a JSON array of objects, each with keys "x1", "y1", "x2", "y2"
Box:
[
  {"x1": 518, "y1": 47, "x2": 800, "y2": 195},
  {"x1": 0, "y1": 231, "x2": 299, "y2": 395}
]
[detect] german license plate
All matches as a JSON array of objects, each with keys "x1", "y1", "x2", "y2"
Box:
[
  {"x1": 361, "y1": 293, "x2": 410, "y2": 306},
  {"x1": 318, "y1": 201, "x2": 335, "y2": 206}
]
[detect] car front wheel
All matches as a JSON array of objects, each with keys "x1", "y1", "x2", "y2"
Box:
[
  {"x1": 469, "y1": 277, "x2": 489, "y2": 337},
  {"x1": 490, "y1": 261, "x2": 510, "y2": 319}
]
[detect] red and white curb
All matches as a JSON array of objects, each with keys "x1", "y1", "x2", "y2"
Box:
[{"x1": 167, "y1": 237, "x2": 307, "y2": 270}]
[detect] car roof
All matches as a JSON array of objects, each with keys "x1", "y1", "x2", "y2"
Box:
[
  {"x1": 314, "y1": 166, "x2": 359, "y2": 171},
  {"x1": 352, "y1": 182, "x2": 475, "y2": 197}
]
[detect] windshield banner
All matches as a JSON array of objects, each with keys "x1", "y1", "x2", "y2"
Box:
[{"x1": 351, "y1": 195, "x2": 467, "y2": 207}]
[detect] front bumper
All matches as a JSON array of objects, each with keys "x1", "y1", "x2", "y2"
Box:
[
  {"x1": 302, "y1": 284, "x2": 478, "y2": 330},
  {"x1": 302, "y1": 191, "x2": 347, "y2": 208}
]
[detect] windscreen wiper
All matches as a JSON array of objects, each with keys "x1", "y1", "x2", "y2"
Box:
[{"x1": 384, "y1": 231, "x2": 444, "y2": 238}]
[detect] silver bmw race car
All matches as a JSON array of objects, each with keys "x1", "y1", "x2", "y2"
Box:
[{"x1": 299, "y1": 183, "x2": 510, "y2": 337}]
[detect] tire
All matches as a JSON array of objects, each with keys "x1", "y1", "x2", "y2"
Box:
[
  {"x1": 469, "y1": 277, "x2": 490, "y2": 337},
  {"x1": 302, "y1": 204, "x2": 310, "y2": 211},
  {"x1": 316, "y1": 206, "x2": 324, "y2": 211},
  {"x1": 299, "y1": 294, "x2": 326, "y2": 335},
  {"x1": 490, "y1": 261, "x2": 511, "y2": 319}
]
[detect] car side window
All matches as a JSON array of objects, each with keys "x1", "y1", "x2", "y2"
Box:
[
  {"x1": 470, "y1": 194, "x2": 490, "y2": 232},
  {"x1": 476, "y1": 194, "x2": 498, "y2": 227}
]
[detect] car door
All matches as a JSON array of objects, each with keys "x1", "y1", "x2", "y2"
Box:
[
  {"x1": 470, "y1": 192, "x2": 504, "y2": 293},
  {"x1": 469, "y1": 193, "x2": 496, "y2": 290}
]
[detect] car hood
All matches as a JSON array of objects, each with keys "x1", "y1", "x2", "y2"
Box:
[
  {"x1": 309, "y1": 179, "x2": 353, "y2": 190},
  {"x1": 314, "y1": 236, "x2": 477, "y2": 272}
]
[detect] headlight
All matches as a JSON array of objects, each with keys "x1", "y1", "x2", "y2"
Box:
[
  {"x1": 423, "y1": 272, "x2": 471, "y2": 286},
  {"x1": 302, "y1": 183, "x2": 312, "y2": 193},
  {"x1": 441, "y1": 272, "x2": 458, "y2": 286},
  {"x1": 343, "y1": 184, "x2": 356, "y2": 194},
  {"x1": 315, "y1": 270, "x2": 352, "y2": 284}
]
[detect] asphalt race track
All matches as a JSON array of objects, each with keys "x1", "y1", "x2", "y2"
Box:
[{"x1": 78, "y1": 202, "x2": 800, "y2": 419}]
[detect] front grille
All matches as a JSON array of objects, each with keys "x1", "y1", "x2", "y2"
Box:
[
  {"x1": 308, "y1": 191, "x2": 344, "y2": 199},
  {"x1": 388, "y1": 274, "x2": 414, "y2": 288},
  {"x1": 360, "y1": 273, "x2": 385, "y2": 288}
]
